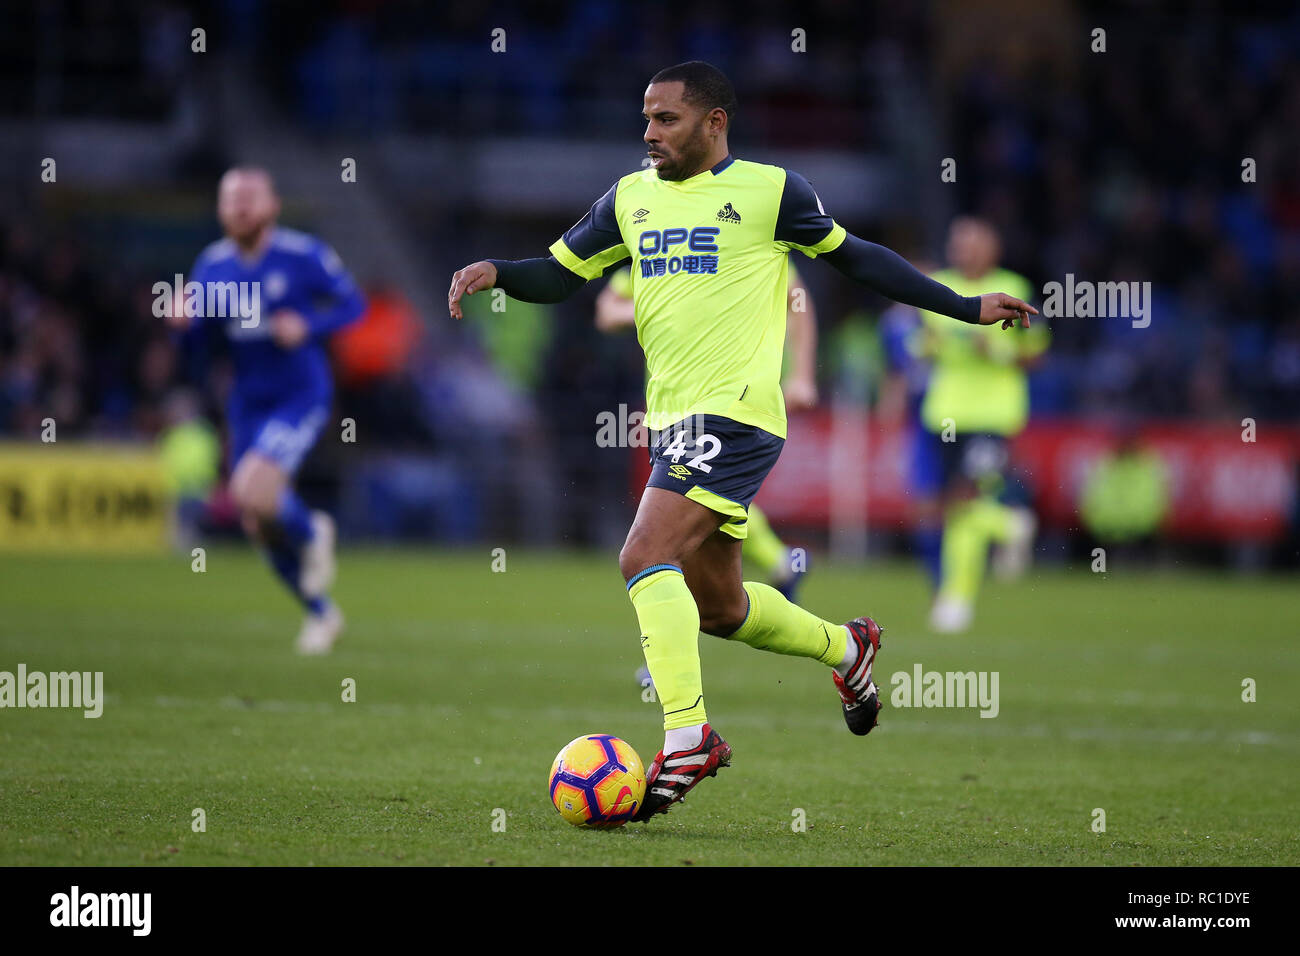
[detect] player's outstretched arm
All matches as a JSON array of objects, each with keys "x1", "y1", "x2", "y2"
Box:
[
  {"x1": 452, "y1": 181, "x2": 629, "y2": 320},
  {"x1": 448, "y1": 256, "x2": 587, "y2": 319},
  {"x1": 821, "y1": 233, "x2": 1037, "y2": 329}
]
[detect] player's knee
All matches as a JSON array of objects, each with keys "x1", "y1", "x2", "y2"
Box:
[
  {"x1": 230, "y1": 470, "x2": 279, "y2": 521},
  {"x1": 618, "y1": 541, "x2": 655, "y2": 583},
  {"x1": 699, "y1": 599, "x2": 747, "y2": 637},
  {"x1": 619, "y1": 526, "x2": 671, "y2": 582}
]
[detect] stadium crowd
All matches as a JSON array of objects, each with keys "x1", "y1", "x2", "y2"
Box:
[{"x1": 2, "y1": 2, "x2": 1297, "y2": 554}]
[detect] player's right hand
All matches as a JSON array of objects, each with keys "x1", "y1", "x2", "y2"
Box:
[
  {"x1": 448, "y1": 261, "x2": 498, "y2": 320},
  {"x1": 269, "y1": 309, "x2": 310, "y2": 349},
  {"x1": 978, "y1": 293, "x2": 1038, "y2": 330}
]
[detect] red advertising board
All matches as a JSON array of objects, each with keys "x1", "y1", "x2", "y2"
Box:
[{"x1": 630, "y1": 412, "x2": 1300, "y2": 543}]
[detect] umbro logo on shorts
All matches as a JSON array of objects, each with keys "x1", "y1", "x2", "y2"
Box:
[{"x1": 668, "y1": 464, "x2": 692, "y2": 480}]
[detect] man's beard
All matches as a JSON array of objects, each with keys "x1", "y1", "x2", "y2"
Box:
[
  {"x1": 654, "y1": 130, "x2": 709, "y2": 181},
  {"x1": 228, "y1": 219, "x2": 272, "y2": 246}
]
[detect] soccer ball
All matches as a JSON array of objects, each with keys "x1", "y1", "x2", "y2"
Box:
[{"x1": 548, "y1": 734, "x2": 646, "y2": 828}]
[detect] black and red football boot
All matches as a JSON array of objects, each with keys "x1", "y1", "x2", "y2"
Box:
[
  {"x1": 832, "y1": 616, "x2": 883, "y2": 735},
  {"x1": 633, "y1": 724, "x2": 732, "y2": 822}
]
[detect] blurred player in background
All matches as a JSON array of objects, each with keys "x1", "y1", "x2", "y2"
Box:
[
  {"x1": 914, "y1": 217, "x2": 1047, "y2": 633},
  {"x1": 1080, "y1": 424, "x2": 1170, "y2": 550},
  {"x1": 449, "y1": 62, "x2": 1035, "y2": 820},
  {"x1": 596, "y1": 260, "x2": 816, "y2": 601},
  {"x1": 158, "y1": 388, "x2": 222, "y2": 551},
  {"x1": 167, "y1": 167, "x2": 366, "y2": 654}
]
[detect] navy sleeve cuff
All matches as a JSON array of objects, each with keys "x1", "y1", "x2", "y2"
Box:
[{"x1": 489, "y1": 256, "x2": 587, "y2": 304}]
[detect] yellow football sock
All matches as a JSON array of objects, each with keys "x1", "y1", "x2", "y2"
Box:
[
  {"x1": 628, "y1": 566, "x2": 708, "y2": 731},
  {"x1": 939, "y1": 497, "x2": 1017, "y2": 601},
  {"x1": 726, "y1": 581, "x2": 846, "y2": 666}
]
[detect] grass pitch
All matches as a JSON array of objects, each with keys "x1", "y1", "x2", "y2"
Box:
[{"x1": 1, "y1": 547, "x2": 1297, "y2": 866}]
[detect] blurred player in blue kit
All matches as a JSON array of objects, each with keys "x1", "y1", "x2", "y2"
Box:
[{"x1": 167, "y1": 167, "x2": 365, "y2": 653}]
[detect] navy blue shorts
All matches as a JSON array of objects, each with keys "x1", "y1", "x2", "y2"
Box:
[
  {"x1": 645, "y1": 414, "x2": 784, "y2": 539},
  {"x1": 938, "y1": 432, "x2": 1010, "y2": 494}
]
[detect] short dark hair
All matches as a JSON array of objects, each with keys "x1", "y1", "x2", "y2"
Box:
[{"x1": 649, "y1": 61, "x2": 738, "y2": 131}]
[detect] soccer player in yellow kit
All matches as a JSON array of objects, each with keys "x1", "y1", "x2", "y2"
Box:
[
  {"x1": 449, "y1": 62, "x2": 1036, "y2": 820},
  {"x1": 596, "y1": 261, "x2": 818, "y2": 600},
  {"x1": 914, "y1": 218, "x2": 1048, "y2": 633}
]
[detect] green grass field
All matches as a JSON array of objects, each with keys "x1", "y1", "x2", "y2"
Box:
[{"x1": 1, "y1": 548, "x2": 1297, "y2": 866}]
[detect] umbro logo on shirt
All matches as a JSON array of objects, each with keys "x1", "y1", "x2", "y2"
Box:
[
  {"x1": 633, "y1": 207, "x2": 651, "y2": 224},
  {"x1": 716, "y1": 202, "x2": 742, "y2": 223}
]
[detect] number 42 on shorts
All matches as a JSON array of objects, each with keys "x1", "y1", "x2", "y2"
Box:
[{"x1": 662, "y1": 430, "x2": 721, "y2": 473}]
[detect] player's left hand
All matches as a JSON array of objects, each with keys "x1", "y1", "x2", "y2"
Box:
[
  {"x1": 978, "y1": 293, "x2": 1038, "y2": 330},
  {"x1": 269, "y1": 310, "x2": 310, "y2": 349},
  {"x1": 783, "y1": 376, "x2": 818, "y2": 411},
  {"x1": 448, "y1": 261, "x2": 498, "y2": 320}
]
